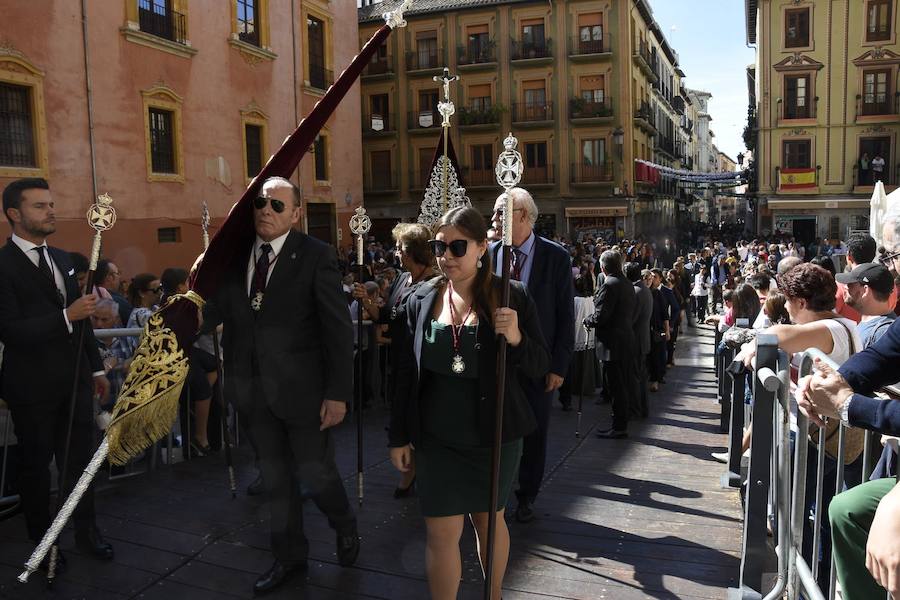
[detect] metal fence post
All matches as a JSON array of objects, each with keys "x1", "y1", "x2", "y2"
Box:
[
  {"x1": 723, "y1": 358, "x2": 745, "y2": 489},
  {"x1": 730, "y1": 333, "x2": 779, "y2": 600},
  {"x1": 720, "y1": 345, "x2": 735, "y2": 433}
]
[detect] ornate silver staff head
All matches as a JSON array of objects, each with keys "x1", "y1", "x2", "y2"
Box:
[
  {"x1": 495, "y1": 133, "x2": 523, "y2": 247},
  {"x1": 349, "y1": 205, "x2": 372, "y2": 265},
  {"x1": 201, "y1": 201, "x2": 210, "y2": 251},
  {"x1": 383, "y1": 0, "x2": 413, "y2": 29},
  {"x1": 86, "y1": 193, "x2": 117, "y2": 269},
  {"x1": 434, "y1": 67, "x2": 459, "y2": 127}
]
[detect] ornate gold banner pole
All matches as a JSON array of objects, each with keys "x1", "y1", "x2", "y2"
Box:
[
  {"x1": 349, "y1": 206, "x2": 371, "y2": 506},
  {"x1": 484, "y1": 134, "x2": 523, "y2": 600},
  {"x1": 202, "y1": 201, "x2": 237, "y2": 498},
  {"x1": 22, "y1": 193, "x2": 117, "y2": 584}
]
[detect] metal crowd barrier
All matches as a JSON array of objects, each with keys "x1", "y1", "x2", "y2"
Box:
[{"x1": 728, "y1": 336, "x2": 892, "y2": 600}]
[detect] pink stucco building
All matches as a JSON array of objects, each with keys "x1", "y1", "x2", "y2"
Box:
[{"x1": 0, "y1": 0, "x2": 363, "y2": 278}]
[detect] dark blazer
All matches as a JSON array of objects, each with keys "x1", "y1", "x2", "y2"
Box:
[
  {"x1": 203, "y1": 229, "x2": 353, "y2": 423},
  {"x1": 490, "y1": 235, "x2": 574, "y2": 378},
  {"x1": 389, "y1": 277, "x2": 550, "y2": 448},
  {"x1": 0, "y1": 238, "x2": 102, "y2": 407},
  {"x1": 840, "y1": 317, "x2": 900, "y2": 435},
  {"x1": 584, "y1": 271, "x2": 635, "y2": 361},
  {"x1": 632, "y1": 280, "x2": 653, "y2": 356}
]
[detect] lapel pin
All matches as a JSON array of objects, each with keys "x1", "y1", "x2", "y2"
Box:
[{"x1": 291, "y1": 252, "x2": 296, "y2": 259}]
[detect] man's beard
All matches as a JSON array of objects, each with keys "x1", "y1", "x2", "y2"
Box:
[{"x1": 22, "y1": 216, "x2": 55, "y2": 237}]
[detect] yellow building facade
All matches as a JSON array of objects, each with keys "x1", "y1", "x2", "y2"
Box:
[
  {"x1": 358, "y1": 0, "x2": 700, "y2": 241},
  {"x1": 747, "y1": 0, "x2": 900, "y2": 243}
]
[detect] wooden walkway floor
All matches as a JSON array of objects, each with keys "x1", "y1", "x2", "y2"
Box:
[{"x1": 0, "y1": 325, "x2": 741, "y2": 599}]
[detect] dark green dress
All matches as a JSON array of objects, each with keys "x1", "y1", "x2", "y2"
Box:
[{"x1": 417, "y1": 320, "x2": 523, "y2": 517}]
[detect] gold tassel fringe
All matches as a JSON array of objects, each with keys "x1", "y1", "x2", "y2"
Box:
[{"x1": 106, "y1": 312, "x2": 190, "y2": 465}]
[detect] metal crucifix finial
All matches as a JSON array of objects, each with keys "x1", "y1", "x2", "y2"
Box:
[{"x1": 434, "y1": 67, "x2": 459, "y2": 127}]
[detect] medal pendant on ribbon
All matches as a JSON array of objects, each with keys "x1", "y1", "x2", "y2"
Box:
[
  {"x1": 451, "y1": 354, "x2": 466, "y2": 374},
  {"x1": 251, "y1": 291, "x2": 264, "y2": 311}
]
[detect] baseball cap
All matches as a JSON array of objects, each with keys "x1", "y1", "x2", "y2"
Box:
[{"x1": 835, "y1": 262, "x2": 894, "y2": 295}]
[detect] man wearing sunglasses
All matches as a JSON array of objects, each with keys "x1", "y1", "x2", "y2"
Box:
[
  {"x1": 490, "y1": 187, "x2": 574, "y2": 524},
  {"x1": 202, "y1": 176, "x2": 358, "y2": 595}
]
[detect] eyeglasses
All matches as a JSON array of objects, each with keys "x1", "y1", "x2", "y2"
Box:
[
  {"x1": 146, "y1": 286, "x2": 162, "y2": 294},
  {"x1": 429, "y1": 239, "x2": 469, "y2": 258},
  {"x1": 492, "y1": 207, "x2": 524, "y2": 217},
  {"x1": 879, "y1": 249, "x2": 900, "y2": 266},
  {"x1": 253, "y1": 195, "x2": 286, "y2": 214}
]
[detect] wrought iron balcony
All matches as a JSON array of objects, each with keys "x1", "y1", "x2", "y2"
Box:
[
  {"x1": 364, "y1": 171, "x2": 398, "y2": 193},
  {"x1": 457, "y1": 42, "x2": 496, "y2": 65},
  {"x1": 363, "y1": 56, "x2": 394, "y2": 77},
  {"x1": 569, "y1": 97, "x2": 612, "y2": 119},
  {"x1": 138, "y1": 1, "x2": 188, "y2": 45},
  {"x1": 512, "y1": 102, "x2": 553, "y2": 123},
  {"x1": 460, "y1": 167, "x2": 495, "y2": 187},
  {"x1": 571, "y1": 162, "x2": 614, "y2": 183},
  {"x1": 457, "y1": 104, "x2": 503, "y2": 126},
  {"x1": 406, "y1": 48, "x2": 443, "y2": 71},
  {"x1": 569, "y1": 33, "x2": 610, "y2": 56},
  {"x1": 309, "y1": 64, "x2": 333, "y2": 90},
  {"x1": 510, "y1": 39, "x2": 553, "y2": 61},
  {"x1": 522, "y1": 164, "x2": 554, "y2": 185}
]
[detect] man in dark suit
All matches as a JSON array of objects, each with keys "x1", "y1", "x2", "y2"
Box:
[
  {"x1": 490, "y1": 187, "x2": 574, "y2": 523},
  {"x1": 0, "y1": 178, "x2": 114, "y2": 569},
  {"x1": 203, "y1": 176, "x2": 357, "y2": 596},
  {"x1": 584, "y1": 250, "x2": 636, "y2": 438},
  {"x1": 625, "y1": 262, "x2": 651, "y2": 419}
]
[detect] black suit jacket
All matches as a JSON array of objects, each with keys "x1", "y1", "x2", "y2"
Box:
[
  {"x1": 585, "y1": 272, "x2": 636, "y2": 361},
  {"x1": 491, "y1": 235, "x2": 574, "y2": 378},
  {"x1": 203, "y1": 230, "x2": 354, "y2": 424},
  {"x1": 0, "y1": 238, "x2": 102, "y2": 408},
  {"x1": 389, "y1": 277, "x2": 550, "y2": 448}
]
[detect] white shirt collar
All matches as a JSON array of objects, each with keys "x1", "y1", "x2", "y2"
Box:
[
  {"x1": 254, "y1": 230, "x2": 290, "y2": 258},
  {"x1": 11, "y1": 232, "x2": 47, "y2": 254}
]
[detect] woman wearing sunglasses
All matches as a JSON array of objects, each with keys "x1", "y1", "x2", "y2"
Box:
[{"x1": 389, "y1": 206, "x2": 549, "y2": 600}]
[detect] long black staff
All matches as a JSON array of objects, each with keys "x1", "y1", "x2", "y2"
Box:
[
  {"x1": 350, "y1": 206, "x2": 371, "y2": 506},
  {"x1": 48, "y1": 193, "x2": 117, "y2": 585},
  {"x1": 201, "y1": 201, "x2": 237, "y2": 499},
  {"x1": 575, "y1": 322, "x2": 591, "y2": 439},
  {"x1": 484, "y1": 134, "x2": 524, "y2": 600}
]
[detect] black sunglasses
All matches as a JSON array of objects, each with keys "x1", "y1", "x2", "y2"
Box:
[
  {"x1": 429, "y1": 239, "x2": 469, "y2": 258},
  {"x1": 254, "y1": 195, "x2": 286, "y2": 213}
]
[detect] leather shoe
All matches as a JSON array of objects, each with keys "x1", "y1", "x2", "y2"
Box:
[
  {"x1": 514, "y1": 499, "x2": 536, "y2": 523},
  {"x1": 75, "y1": 527, "x2": 114, "y2": 560},
  {"x1": 596, "y1": 428, "x2": 628, "y2": 439},
  {"x1": 336, "y1": 527, "x2": 360, "y2": 567},
  {"x1": 247, "y1": 473, "x2": 265, "y2": 496},
  {"x1": 253, "y1": 560, "x2": 307, "y2": 595}
]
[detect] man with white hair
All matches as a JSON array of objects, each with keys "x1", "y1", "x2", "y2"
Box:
[{"x1": 490, "y1": 187, "x2": 574, "y2": 523}]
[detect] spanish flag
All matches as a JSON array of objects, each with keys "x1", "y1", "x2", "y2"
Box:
[{"x1": 780, "y1": 168, "x2": 816, "y2": 190}]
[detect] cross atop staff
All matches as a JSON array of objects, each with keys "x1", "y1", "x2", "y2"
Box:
[{"x1": 434, "y1": 67, "x2": 459, "y2": 127}]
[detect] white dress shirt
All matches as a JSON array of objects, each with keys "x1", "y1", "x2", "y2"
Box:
[
  {"x1": 11, "y1": 233, "x2": 71, "y2": 332},
  {"x1": 246, "y1": 231, "x2": 291, "y2": 295}
]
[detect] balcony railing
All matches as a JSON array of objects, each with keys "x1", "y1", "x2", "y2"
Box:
[
  {"x1": 858, "y1": 94, "x2": 900, "y2": 117},
  {"x1": 457, "y1": 42, "x2": 496, "y2": 65},
  {"x1": 406, "y1": 48, "x2": 443, "y2": 71},
  {"x1": 364, "y1": 172, "x2": 398, "y2": 193},
  {"x1": 510, "y1": 39, "x2": 553, "y2": 60},
  {"x1": 238, "y1": 28, "x2": 260, "y2": 47},
  {"x1": 362, "y1": 113, "x2": 395, "y2": 134},
  {"x1": 571, "y1": 162, "x2": 614, "y2": 183},
  {"x1": 635, "y1": 100, "x2": 655, "y2": 126},
  {"x1": 460, "y1": 167, "x2": 495, "y2": 187},
  {"x1": 656, "y1": 136, "x2": 675, "y2": 155},
  {"x1": 635, "y1": 40, "x2": 653, "y2": 68},
  {"x1": 363, "y1": 56, "x2": 394, "y2": 76},
  {"x1": 457, "y1": 104, "x2": 503, "y2": 126},
  {"x1": 138, "y1": 1, "x2": 187, "y2": 44},
  {"x1": 781, "y1": 101, "x2": 816, "y2": 120},
  {"x1": 512, "y1": 102, "x2": 553, "y2": 122},
  {"x1": 309, "y1": 64, "x2": 333, "y2": 90},
  {"x1": 569, "y1": 98, "x2": 612, "y2": 119},
  {"x1": 522, "y1": 164, "x2": 554, "y2": 185},
  {"x1": 569, "y1": 33, "x2": 610, "y2": 56},
  {"x1": 407, "y1": 110, "x2": 441, "y2": 131}
]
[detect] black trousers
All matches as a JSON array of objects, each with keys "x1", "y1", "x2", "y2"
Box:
[
  {"x1": 516, "y1": 377, "x2": 552, "y2": 503},
  {"x1": 633, "y1": 354, "x2": 649, "y2": 418},
  {"x1": 648, "y1": 338, "x2": 667, "y2": 383},
  {"x1": 604, "y1": 359, "x2": 634, "y2": 431},
  {"x1": 9, "y1": 380, "x2": 96, "y2": 542},
  {"x1": 243, "y1": 399, "x2": 355, "y2": 566}
]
